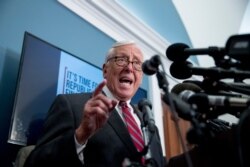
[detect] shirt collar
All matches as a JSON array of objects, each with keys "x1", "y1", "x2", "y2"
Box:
[{"x1": 102, "y1": 86, "x2": 131, "y2": 105}]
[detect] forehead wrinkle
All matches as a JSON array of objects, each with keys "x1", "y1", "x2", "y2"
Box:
[{"x1": 119, "y1": 46, "x2": 143, "y2": 61}]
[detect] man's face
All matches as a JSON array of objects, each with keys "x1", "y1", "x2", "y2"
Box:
[{"x1": 103, "y1": 44, "x2": 143, "y2": 101}]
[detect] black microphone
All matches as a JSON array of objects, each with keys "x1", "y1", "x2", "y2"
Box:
[
  {"x1": 171, "y1": 83, "x2": 248, "y2": 118},
  {"x1": 142, "y1": 55, "x2": 161, "y2": 75},
  {"x1": 138, "y1": 98, "x2": 155, "y2": 132},
  {"x1": 170, "y1": 61, "x2": 250, "y2": 80},
  {"x1": 183, "y1": 79, "x2": 249, "y2": 97},
  {"x1": 170, "y1": 82, "x2": 204, "y2": 119},
  {"x1": 179, "y1": 90, "x2": 249, "y2": 118},
  {"x1": 227, "y1": 82, "x2": 250, "y2": 90},
  {"x1": 169, "y1": 61, "x2": 193, "y2": 79},
  {"x1": 171, "y1": 82, "x2": 203, "y2": 95},
  {"x1": 180, "y1": 90, "x2": 250, "y2": 108},
  {"x1": 162, "y1": 92, "x2": 198, "y2": 121},
  {"x1": 226, "y1": 33, "x2": 250, "y2": 63},
  {"x1": 138, "y1": 98, "x2": 156, "y2": 164},
  {"x1": 182, "y1": 80, "x2": 203, "y2": 88},
  {"x1": 166, "y1": 43, "x2": 225, "y2": 62}
]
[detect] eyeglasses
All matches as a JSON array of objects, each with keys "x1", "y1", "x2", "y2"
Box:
[{"x1": 107, "y1": 56, "x2": 142, "y2": 71}]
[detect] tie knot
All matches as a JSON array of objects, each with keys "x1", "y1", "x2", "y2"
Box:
[{"x1": 119, "y1": 101, "x2": 128, "y2": 108}]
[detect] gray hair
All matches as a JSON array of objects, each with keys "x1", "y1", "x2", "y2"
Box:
[{"x1": 105, "y1": 40, "x2": 135, "y2": 62}]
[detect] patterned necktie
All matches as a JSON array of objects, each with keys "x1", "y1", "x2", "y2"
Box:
[{"x1": 119, "y1": 101, "x2": 145, "y2": 152}]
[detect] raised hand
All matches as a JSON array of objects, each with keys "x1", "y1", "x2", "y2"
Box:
[{"x1": 75, "y1": 79, "x2": 117, "y2": 144}]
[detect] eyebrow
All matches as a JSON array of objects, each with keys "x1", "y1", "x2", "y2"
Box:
[{"x1": 116, "y1": 55, "x2": 142, "y2": 62}]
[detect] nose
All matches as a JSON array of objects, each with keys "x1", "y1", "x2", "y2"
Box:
[{"x1": 125, "y1": 61, "x2": 134, "y2": 72}]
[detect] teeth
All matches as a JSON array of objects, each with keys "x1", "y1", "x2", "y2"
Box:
[
  {"x1": 119, "y1": 75, "x2": 133, "y2": 85},
  {"x1": 120, "y1": 79, "x2": 132, "y2": 85},
  {"x1": 121, "y1": 82, "x2": 131, "y2": 86}
]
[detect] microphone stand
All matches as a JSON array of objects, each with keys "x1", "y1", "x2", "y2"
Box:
[{"x1": 141, "y1": 122, "x2": 157, "y2": 167}]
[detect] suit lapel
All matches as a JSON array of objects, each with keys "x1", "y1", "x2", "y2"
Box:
[{"x1": 108, "y1": 108, "x2": 138, "y2": 154}]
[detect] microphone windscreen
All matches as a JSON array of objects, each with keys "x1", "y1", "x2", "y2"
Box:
[
  {"x1": 183, "y1": 80, "x2": 203, "y2": 88},
  {"x1": 166, "y1": 43, "x2": 189, "y2": 62},
  {"x1": 169, "y1": 61, "x2": 193, "y2": 79},
  {"x1": 142, "y1": 60, "x2": 156, "y2": 75},
  {"x1": 171, "y1": 82, "x2": 203, "y2": 95},
  {"x1": 142, "y1": 55, "x2": 161, "y2": 75}
]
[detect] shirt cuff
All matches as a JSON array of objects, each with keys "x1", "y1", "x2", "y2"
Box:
[{"x1": 74, "y1": 134, "x2": 88, "y2": 164}]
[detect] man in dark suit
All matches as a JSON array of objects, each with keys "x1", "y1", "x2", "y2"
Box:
[{"x1": 24, "y1": 41, "x2": 166, "y2": 167}]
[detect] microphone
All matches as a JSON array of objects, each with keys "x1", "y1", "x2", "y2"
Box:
[
  {"x1": 179, "y1": 90, "x2": 249, "y2": 118},
  {"x1": 171, "y1": 82, "x2": 203, "y2": 95},
  {"x1": 166, "y1": 43, "x2": 225, "y2": 62},
  {"x1": 142, "y1": 55, "x2": 161, "y2": 75},
  {"x1": 183, "y1": 79, "x2": 249, "y2": 97},
  {"x1": 170, "y1": 82, "x2": 204, "y2": 119},
  {"x1": 171, "y1": 82, "x2": 248, "y2": 118},
  {"x1": 138, "y1": 98, "x2": 155, "y2": 132},
  {"x1": 138, "y1": 98, "x2": 156, "y2": 164},
  {"x1": 226, "y1": 34, "x2": 250, "y2": 63},
  {"x1": 169, "y1": 61, "x2": 193, "y2": 79},
  {"x1": 162, "y1": 92, "x2": 198, "y2": 121},
  {"x1": 180, "y1": 90, "x2": 250, "y2": 108},
  {"x1": 169, "y1": 61, "x2": 250, "y2": 80}
]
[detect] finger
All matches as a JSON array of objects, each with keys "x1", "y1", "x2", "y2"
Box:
[
  {"x1": 87, "y1": 97, "x2": 116, "y2": 116},
  {"x1": 92, "y1": 79, "x2": 107, "y2": 97},
  {"x1": 95, "y1": 107, "x2": 111, "y2": 125},
  {"x1": 94, "y1": 94, "x2": 118, "y2": 110},
  {"x1": 89, "y1": 99, "x2": 110, "y2": 113}
]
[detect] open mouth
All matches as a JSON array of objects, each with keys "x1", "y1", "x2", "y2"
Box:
[{"x1": 119, "y1": 77, "x2": 133, "y2": 85}]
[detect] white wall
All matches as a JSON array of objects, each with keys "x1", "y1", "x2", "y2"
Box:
[{"x1": 240, "y1": 0, "x2": 250, "y2": 33}]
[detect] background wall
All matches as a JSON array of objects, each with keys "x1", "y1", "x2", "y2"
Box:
[
  {"x1": 118, "y1": 0, "x2": 192, "y2": 45},
  {"x1": 0, "y1": 0, "x2": 115, "y2": 166}
]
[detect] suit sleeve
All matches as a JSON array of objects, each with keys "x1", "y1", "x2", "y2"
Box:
[{"x1": 24, "y1": 94, "x2": 83, "y2": 167}]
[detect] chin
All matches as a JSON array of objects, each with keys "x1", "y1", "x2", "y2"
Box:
[{"x1": 118, "y1": 92, "x2": 133, "y2": 100}]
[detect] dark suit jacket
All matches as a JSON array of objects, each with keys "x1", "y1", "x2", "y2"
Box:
[{"x1": 24, "y1": 93, "x2": 166, "y2": 167}]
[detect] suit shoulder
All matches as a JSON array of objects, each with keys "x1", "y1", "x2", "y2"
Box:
[
  {"x1": 54, "y1": 92, "x2": 92, "y2": 105},
  {"x1": 57, "y1": 92, "x2": 92, "y2": 98}
]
